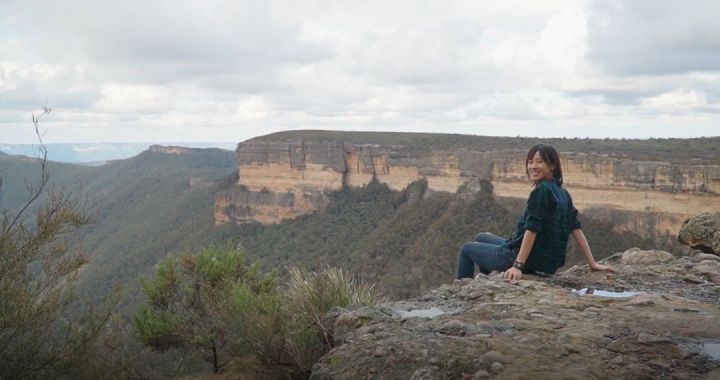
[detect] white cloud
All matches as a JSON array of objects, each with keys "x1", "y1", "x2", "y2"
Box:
[
  {"x1": 97, "y1": 84, "x2": 174, "y2": 114},
  {"x1": 490, "y1": 8, "x2": 598, "y2": 92},
  {"x1": 462, "y1": 90, "x2": 607, "y2": 121},
  {"x1": 640, "y1": 89, "x2": 719, "y2": 113},
  {"x1": 232, "y1": 96, "x2": 271, "y2": 122},
  {"x1": 587, "y1": 0, "x2": 720, "y2": 75}
]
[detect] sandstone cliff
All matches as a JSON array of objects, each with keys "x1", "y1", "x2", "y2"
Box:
[
  {"x1": 215, "y1": 138, "x2": 720, "y2": 239},
  {"x1": 310, "y1": 249, "x2": 720, "y2": 379}
]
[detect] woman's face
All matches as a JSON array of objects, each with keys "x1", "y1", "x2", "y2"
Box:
[{"x1": 527, "y1": 151, "x2": 555, "y2": 182}]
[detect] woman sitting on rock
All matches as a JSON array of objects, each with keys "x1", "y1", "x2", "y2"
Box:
[{"x1": 456, "y1": 144, "x2": 615, "y2": 280}]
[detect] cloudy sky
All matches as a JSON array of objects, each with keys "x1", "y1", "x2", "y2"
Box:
[{"x1": 1, "y1": 0, "x2": 719, "y2": 143}]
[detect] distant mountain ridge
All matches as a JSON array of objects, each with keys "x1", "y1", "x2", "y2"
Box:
[{"x1": 0, "y1": 142, "x2": 236, "y2": 163}]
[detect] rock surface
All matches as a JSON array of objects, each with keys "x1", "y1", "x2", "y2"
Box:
[
  {"x1": 310, "y1": 249, "x2": 720, "y2": 379},
  {"x1": 679, "y1": 212, "x2": 720, "y2": 255},
  {"x1": 619, "y1": 247, "x2": 675, "y2": 265}
]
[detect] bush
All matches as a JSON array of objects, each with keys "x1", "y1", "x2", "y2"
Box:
[
  {"x1": 222, "y1": 266, "x2": 381, "y2": 378},
  {"x1": 286, "y1": 266, "x2": 379, "y2": 330},
  {"x1": 133, "y1": 243, "x2": 276, "y2": 373},
  {"x1": 134, "y1": 243, "x2": 380, "y2": 378}
]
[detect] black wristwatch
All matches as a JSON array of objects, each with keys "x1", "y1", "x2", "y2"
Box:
[{"x1": 512, "y1": 260, "x2": 525, "y2": 270}]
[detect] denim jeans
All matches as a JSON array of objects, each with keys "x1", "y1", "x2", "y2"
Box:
[{"x1": 456, "y1": 232, "x2": 517, "y2": 279}]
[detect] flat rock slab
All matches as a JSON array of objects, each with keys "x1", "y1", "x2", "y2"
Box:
[{"x1": 311, "y1": 253, "x2": 720, "y2": 379}]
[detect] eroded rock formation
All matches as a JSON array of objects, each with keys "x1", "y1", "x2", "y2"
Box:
[
  {"x1": 310, "y1": 249, "x2": 720, "y2": 379},
  {"x1": 215, "y1": 140, "x2": 720, "y2": 239},
  {"x1": 679, "y1": 213, "x2": 720, "y2": 255}
]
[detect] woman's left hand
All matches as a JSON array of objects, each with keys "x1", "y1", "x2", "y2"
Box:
[{"x1": 504, "y1": 267, "x2": 522, "y2": 280}]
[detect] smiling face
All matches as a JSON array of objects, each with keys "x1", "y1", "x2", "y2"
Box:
[{"x1": 527, "y1": 151, "x2": 555, "y2": 183}]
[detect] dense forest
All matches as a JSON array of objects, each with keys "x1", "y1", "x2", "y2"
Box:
[{"x1": 220, "y1": 178, "x2": 673, "y2": 300}]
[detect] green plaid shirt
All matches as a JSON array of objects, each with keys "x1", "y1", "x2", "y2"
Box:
[{"x1": 503, "y1": 178, "x2": 582, "y2": 274}]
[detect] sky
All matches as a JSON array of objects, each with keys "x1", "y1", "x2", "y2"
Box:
[{"x1": 1, "y1": 0, "x2": 720, "y2": 144}]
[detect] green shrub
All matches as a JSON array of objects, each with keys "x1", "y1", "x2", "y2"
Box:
[
  {"x1": 133, "y1": 243, "x2": 276, "y2": 373},
  {"x1": 134, "y1": 243, "x2": 380, "y2": 378},
  {"x1": 222, "y1": 265, "x2": 381, "y2": 378},
  {"x1": 286, "y1": 266, "x2": 380, "y2": 324}
]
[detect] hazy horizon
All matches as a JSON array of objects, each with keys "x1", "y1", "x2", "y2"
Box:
[{"x1": 4, "y1": 128, "x2": 720, "y2": 147}]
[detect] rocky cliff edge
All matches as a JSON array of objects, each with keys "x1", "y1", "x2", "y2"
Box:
[{"x1": 310, "y1": 248, "x2": 720, "y2": 379}]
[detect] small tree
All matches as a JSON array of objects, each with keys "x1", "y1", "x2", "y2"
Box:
[
  {"x1": 0, "y1": 107, "x2": 117, "y2": 379},
  {"x1": 133, "y1": 244, "x2": 276, "y2": 373}
]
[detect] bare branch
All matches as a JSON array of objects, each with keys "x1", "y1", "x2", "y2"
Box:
[{"x1": 0, "y1": 106, "x2": 52, "y2": 244}]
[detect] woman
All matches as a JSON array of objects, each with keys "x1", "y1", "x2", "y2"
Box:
[{"x1": 456, "y1": 144, "x2": 615, "y2": 281}]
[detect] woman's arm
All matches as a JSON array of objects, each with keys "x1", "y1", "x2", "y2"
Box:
[
  {"x1": 572, "y1": 229, "x2": 615, "y2": 272},
  {"x1": 504, "y1": 230, "x2": 536, "y2": 280},
  {"x1": 516, "y1": 230, "x2": 536, "y2": 265}
]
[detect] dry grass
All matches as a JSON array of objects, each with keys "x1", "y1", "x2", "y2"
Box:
[{"x1": 285, "y1": 266, "x2": 381, "y2": 321}]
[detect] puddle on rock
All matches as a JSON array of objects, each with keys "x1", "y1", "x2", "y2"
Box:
[
  {"x1": 396, "y1": 307, "x2": 446, "y2": 319},
  {"x1": 571, "y1": 288, "x2": 640, "y2": 298},
  {"x1": 702, "y1": 343, "x2": 720, "y2": 360},
  {"x1": 680, "y1": 341, "x2": 720, "y2": 361}
]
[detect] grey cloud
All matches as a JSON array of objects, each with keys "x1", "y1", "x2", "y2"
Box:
[
  {"x1": 0, "y1": 78, "x2": 99, "y2": 112},
  {"x1": 4, "y1": 0, "x2": 331, "y2": 88},
  {"x1": 570, "y1": 76, "x2": 720, "y2": 108},
  {"x1": 0, "y1": 90, "x2": 89, "y2": 112},
  {"x1": 587, "y1": 1, "x2": 720, "y2": 76}
]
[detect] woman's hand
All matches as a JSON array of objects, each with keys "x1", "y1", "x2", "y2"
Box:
[
  {"x1": 589, "y1": 262, "x2": 616, "y2": 273},
  {"x1": 503, "y1": 267, "x2": 522, "y2": 280}
]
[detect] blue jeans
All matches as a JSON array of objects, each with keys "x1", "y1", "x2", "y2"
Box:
[{"x1": 456, "y1": 232, "x2": 517, "y2": 279}]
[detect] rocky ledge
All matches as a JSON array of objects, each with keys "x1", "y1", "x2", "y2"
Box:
[{"x1": 311, "y1": 249, "x2": 720, "y2": 379}]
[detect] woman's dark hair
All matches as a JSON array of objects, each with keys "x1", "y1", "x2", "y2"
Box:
[{"x1": 526, "y1": 144, "x2": 563, "y2": 184}]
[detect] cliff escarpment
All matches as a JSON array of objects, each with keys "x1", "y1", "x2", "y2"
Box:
[{"x1": 215, "y1": 137, "x2": 720, "y2": 240}]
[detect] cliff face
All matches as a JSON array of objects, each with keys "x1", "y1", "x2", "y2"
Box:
[
  {"x1": 215, "y1": 140, "x2": 720, "y2": 236},
  {"x1": 215, "y1": 142, "x2": 344, "y2": 224}
]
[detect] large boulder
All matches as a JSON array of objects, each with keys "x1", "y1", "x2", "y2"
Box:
[
  {"x1": 620, "y1": 247, "x2": 674, "y2": 265},
  {"x1": 678, "y1": 212, "x2": 720, "y2": 255}
]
